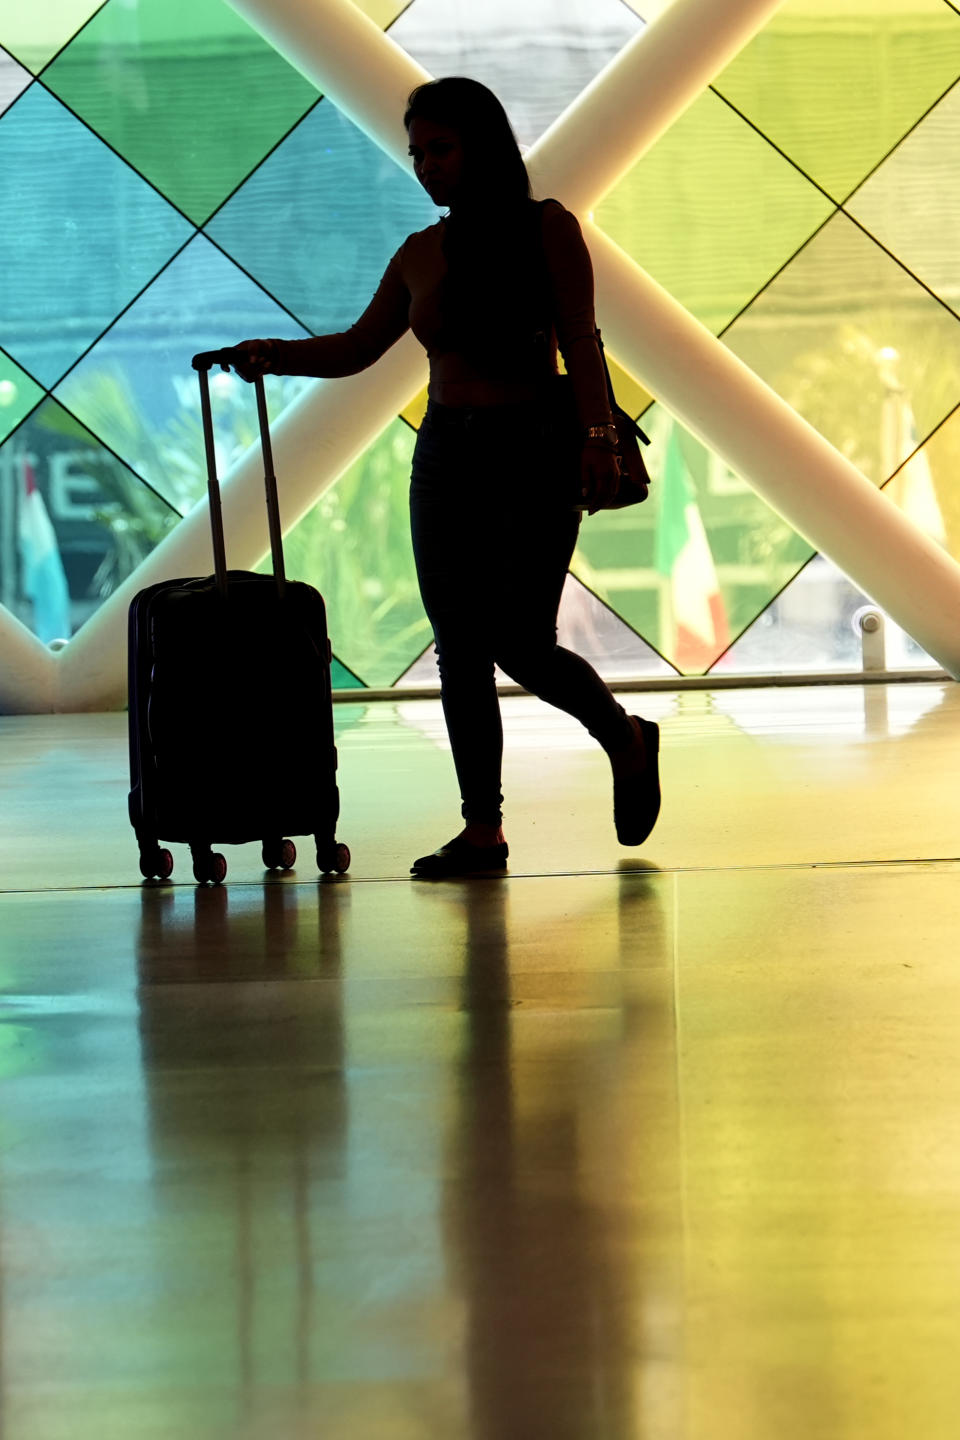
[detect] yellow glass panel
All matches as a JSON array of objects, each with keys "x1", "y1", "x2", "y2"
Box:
[
  {"x1": 401, "y1": 385, "x2": 430, "y2": 430},
  {"x1": 715, "y1": 0, "x2": 960, "y2": 202},
  {"x1": 605, "y1": 353, "x2": 655, "y2": 420},
  {"x1": 883, "y1": 406, "x2": 960, "y2": 563},
  {"x1": 354, "y1": 0, "x2": 413, "y2": 24},
  {"x1": 847, "y1": 83, "x2": 960, "y2": 320},
  {"x1": 595, "y1": 88, "x2": 832, "y2": 335}
]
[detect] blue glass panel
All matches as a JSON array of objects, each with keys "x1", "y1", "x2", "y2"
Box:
[
  {"x1": 54, "y1": 236, "x2": 312, "y2": 513},
  {"x1": 0, "y1": 400, "x2": 179, "y2": 642},
  {"x1": 206, "y1": 100, "x2": 437, "y2": 334},
  {"x1": 0, "y1": 86, "x2": 192, "y2": 389}
]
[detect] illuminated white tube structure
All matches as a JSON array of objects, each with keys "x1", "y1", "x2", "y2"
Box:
[{"x1": 0, "y1": 607, "x2": 55, "y2": 714}]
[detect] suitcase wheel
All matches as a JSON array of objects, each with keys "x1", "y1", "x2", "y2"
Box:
[
  {"x1": 262, "y1": 838, "x2": 297, "y2": 871},
  {"x1": 318, "y1": 842, "x2": 351, "y2": 875},
  {"x1": 193, "y1": 850, "x2": 227, "y2": 885},
  {"x1": 139, "y1": 847, "x2": 174, "y2": 882}
]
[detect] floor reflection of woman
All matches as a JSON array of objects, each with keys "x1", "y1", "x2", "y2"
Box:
[{"x1": 226, "y1": 77, "x2": 661, "y2": 877}]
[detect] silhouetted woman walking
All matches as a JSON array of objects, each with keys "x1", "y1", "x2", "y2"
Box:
[{"x1": 228, "y1": 77, "x2": 661, "y2": 877}]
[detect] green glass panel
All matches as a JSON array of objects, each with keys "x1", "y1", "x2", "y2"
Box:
[
  {"x1": 715, "y1": 0, "x2": 960, "y2": 202},
  {"x1": 0, "y1": 399, "x2": 179, "y2": 643},
  {"x1": 43, "y1": 0, "x2": 320, "y2": 225},
  {"x1": 572, "y1": 406, "x2": 812, "y2": 676},
  {"x1": 0, "y1": 352, "x2": 44, "y2": 445},
  {"x1": 261, "y1": 419, "x2": 431, "y2": 689},
  {"x1": 0, "y1": 1, "x2": 102, "y2": 73},
  {"x1": 724, "y1": 213, "x2": 960, "y2": 485},
  {"x1": 595, "y1": 88, "x2": 833, "y2": 334},
  {"x1": 847, "y1": 82, "x2": 960, "y2": 319}
]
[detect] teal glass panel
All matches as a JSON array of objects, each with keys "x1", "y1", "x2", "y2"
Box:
[
  {"x1": 847, "y1": 82, "x2": 960, "y2": 320},
  {"x1": 206, "y1": 100, "x2": 438, "y2": 333},
  {"x1": 0, "y1": 86, "x2": 191, "y2": 389},
  {"x1": 262, "y1": 419, "x2": 430, "y2": 689},
  {"x1": 0, "y1": 49, "x2": 32, "y2": 115},
  {"x1": 595, "y1": 88, "x2": 833, "y2": 335},
  {"x1": 43, "y1": 0, "x2": 320, "y2": 226},
  {"x1": 0, "y1": 400, "x2": 179, "y2": 642},
  {"x1": 0, "y1": 353, "x2": 45, "y2": 445},
  {"x1": 54, "y1": 236, "x2": 312, "y2": 514},
  {"x1": 724, "y1": 214, "x2": 960, "y2": 485},
  {"x1": 390, "y1": 0, "x2": 643, "y2": 146},
  {"x1": 331, "y1": 657, "x2": 366, "y2": 691},
  {"x1": 572, "y1": 407, "x2": 812, "y2": 676},
  {"x1": 715, "y1": 0, "x2": 960, "y2": 202}
]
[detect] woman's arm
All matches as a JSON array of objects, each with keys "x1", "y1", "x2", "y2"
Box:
[
  {"x1": 541, "y1": 202, "x2": 614, "y2": 430},
  {"x1": 231, "y1": 245, "x2": 411, "y2": 380},
  {"x1": 542, "y1": 202, "x2": 623, "y2": 511}
]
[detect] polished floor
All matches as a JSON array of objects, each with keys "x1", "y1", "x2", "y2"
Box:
[{"x1": 2, "y1": 682, "x2": 960, "y2": 1440}]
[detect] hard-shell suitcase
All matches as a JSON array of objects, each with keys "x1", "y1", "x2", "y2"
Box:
[{"x1": 127, "y1": 353, "x2": 350, "y2": 884}]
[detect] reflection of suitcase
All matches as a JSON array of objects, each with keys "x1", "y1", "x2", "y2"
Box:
[{"x1": 127, "y1": 353, "x2": 350, "y2": 885}]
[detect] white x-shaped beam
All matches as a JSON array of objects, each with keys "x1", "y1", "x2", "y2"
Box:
[{"x1": 5, "y1": 0, "x2": 958, "y2": 711}]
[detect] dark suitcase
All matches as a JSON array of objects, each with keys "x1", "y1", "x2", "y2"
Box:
[{"x1": 128, "y1": 354, "x2": 350, "y2": 884}]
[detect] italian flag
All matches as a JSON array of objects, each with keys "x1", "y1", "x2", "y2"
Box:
[
  {"x1": 18, "y1": 456, "x2": 71, "y2": 644},
  {"x1": 655, "y1": 425, "x2": 729, "y2": 673}
]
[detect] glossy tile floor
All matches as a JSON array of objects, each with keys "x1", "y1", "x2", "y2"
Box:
[{"x1": 2, "y1": 682, "x2": 960, "y2": 1440}]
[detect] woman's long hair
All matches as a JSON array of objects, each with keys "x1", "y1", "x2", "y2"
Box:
[{"x1": 404, "y1": 78, "x2": 547, "y2": 371}]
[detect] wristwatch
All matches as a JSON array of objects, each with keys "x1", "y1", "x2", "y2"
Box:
[{"x1": 584, "y1": 422, "x2": 619, "y2": 448}]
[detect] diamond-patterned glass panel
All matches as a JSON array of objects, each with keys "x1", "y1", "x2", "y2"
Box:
[
  {"x1": 0, "y1": 400, "x2": 179, "y2": 642},
  {"x1": 715, "y1": 553, "x2": 937, "y2": 675},
  {"x1": 714, "y1": 0, "x2": 960, "y2": 202},
  {"x1": 595, "y1": 88, "x2": 834, "y2": 334},
  {"x1": 43, "y1": 0, "x2": 321, "y2": 226},
  {"x1": 331, "y1": 656, "x2": 366, "y2": 691},
  {"x1": 847, "y1": 82, "x2": 960, "y2": 320},
  {"x1": 206, "y1": 100, "x2": 437, "y2": 335},
  {"x1": 0, "y1": 353, "x2": 45, "y2": 445},
  {"x1": 399, "y1": 571, "x2": 675, "y2": 686},
  {"x1": 573, "y1": 407, "x2": 813, "y2": 675},
  {"x1": 0, "y1": 49, "x2": 32, "y2": 115},
  {"x1": 262, "y1": 419, "x2": 431, "y2": 689},
  {"x1": 54, "y1": 236, "x2": 312, "y2": 514},
  {"x1": 389, "y1": 0, "x2": 643, "y2": 147},
  {"x1": 0, "y1": 86, "x2": 192, "y2": 389},
  {"x1": 0, "y1": 2, "x2": 103, "y2": 73},
  {"x1": 724, "y1": 213, "x2": 960, "y2": 485},
  {"x1": 882, "y1": 404, "x2": 960, "y2": 562}
]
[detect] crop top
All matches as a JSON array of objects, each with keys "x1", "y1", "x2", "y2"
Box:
[{"x1": 268, "y1": 199, "x2": 612, "y2": 423}]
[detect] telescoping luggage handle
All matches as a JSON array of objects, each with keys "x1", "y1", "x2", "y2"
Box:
[{"x1": 191, "y1": 349, "x2": 286, "y2": 600}]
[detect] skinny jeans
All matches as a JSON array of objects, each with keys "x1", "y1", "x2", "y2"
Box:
[{"x1": 409, "y1": 401, "x2": 634, "y2": 827}]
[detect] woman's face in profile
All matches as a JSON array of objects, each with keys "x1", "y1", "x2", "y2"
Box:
[{"x1": 407, "y1": 118, "x2": 465, "y2": 207}]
